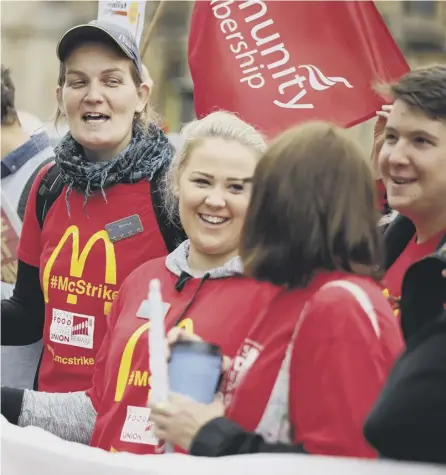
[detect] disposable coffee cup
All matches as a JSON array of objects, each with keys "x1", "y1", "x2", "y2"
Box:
[{"x1": 169, "y1": 340, "x2": 222, "y2": 404}]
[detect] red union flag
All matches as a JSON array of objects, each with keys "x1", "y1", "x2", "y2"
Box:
[{"x1": 189, "y1": 0, "x2": 410, "y2": 138}]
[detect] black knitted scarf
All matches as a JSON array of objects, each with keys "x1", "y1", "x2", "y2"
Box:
[{"x1": 54, "y1": 122, "x2": 173, "y2": 211}]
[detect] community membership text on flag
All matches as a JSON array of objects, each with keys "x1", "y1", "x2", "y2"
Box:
[{"x1": 189, "y1": 0, "x2": 410, "y2": 138}]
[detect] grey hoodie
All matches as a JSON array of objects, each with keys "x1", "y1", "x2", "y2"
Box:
[{"x1": 18, "y1": 240, "x2": 243, "y2": 444}]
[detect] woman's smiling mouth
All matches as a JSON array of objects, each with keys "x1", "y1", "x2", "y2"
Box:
[{"x1": 198, "y1": 214, "x2": 230, "y2": 225}]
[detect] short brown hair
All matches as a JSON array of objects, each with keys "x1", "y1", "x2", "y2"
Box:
[
  {"x1": 1, "y1": 65, "x2": 19, "y2": 126},
  {"x1": 378, "y1": 65, "x2": 446, "y2": 120},
  {"x1": 241, "y1": 122, "x2": 382, "y2": 289}
]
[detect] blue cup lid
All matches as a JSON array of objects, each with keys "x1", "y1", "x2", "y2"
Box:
[{"x1": 171, "y1": 340, "x2": 222, "y2": 358}]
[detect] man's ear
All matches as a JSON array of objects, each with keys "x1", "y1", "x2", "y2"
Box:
[{"x1": 136, "y1": 83, "x2": 150, "y2": 114}]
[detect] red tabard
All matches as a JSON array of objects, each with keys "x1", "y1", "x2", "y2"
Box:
[
  {"x1": 223, "y1": 271, "x2": 404, "y2": 457},
  {"x1": 18, "y1": 164, "x2": 169, "y2": 392},
  {"x1": 88, "y1": 257, "x2": 279, "y2": 454}
]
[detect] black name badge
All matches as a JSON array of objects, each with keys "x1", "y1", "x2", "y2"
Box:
[{"x1": 105, "y1": 215, "x2": 144, "y2": 243}]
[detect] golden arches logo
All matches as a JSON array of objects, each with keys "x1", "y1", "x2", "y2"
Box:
[
  {"x1": 114, "y1": 318, "x2": 194, "y2": 402},
  {"x1": 42, "y1": 225, "x2": 117, "y2": 314},
  {"x1": 382, "y1": 288, "x2": 400, "y2": 317}
]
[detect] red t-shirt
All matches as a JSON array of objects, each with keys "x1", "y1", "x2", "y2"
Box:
[
  {"x1": 18, "y1": 164, "x2": 168, "y2": 392},
  {"x1": 383, "y1": 232, "x2": 444, "y2": 318},
  {"x1": 223, "y1": 271, "x2": 404, "y2": 458},
  {"x1": 88, "y1": 257, "x2": 279, "y2": 454}
]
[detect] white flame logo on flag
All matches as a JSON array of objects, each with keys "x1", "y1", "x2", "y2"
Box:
[{"x1": 299, "y1": 64, "x2": 354, "y2": 91}]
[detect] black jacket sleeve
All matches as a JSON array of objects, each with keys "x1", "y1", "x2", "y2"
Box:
[
  {"x1": 1, "y1": 387, "x2": 25, "y2": 425},
  {"x1": 364, "y1": 312, "x2": 446, "y2": 465},
  {"x1": 1, "y1": 260, "x2": 45, "y2": 345},
  {"x1": 190, "y1": 417, "x2": 307, "y2": 457}
]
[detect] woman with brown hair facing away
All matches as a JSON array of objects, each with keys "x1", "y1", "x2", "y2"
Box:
[{"x1": 149, "y1": 121, "x2": 404, "y2": 458}]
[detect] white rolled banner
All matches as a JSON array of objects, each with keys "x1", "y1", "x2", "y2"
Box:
[{"x1": 1, "y1": 417, "x2": 445, "y2": 475}]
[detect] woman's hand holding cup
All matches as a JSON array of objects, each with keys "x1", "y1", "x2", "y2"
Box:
[
  {"x1": 165, "y1": 327, "x2": 232, "y2": 373},
  {"x1": 165, "y1": 327, "x2": 202, "y2": 361}
]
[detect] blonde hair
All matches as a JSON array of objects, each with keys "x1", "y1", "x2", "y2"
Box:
[{"x1": 164, "y1": 111, "x2": 267, "y2": 223}]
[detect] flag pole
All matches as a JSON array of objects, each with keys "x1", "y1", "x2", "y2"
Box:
[{"x1": 140, "y1": 1, "x2": 167, "y2": 58}]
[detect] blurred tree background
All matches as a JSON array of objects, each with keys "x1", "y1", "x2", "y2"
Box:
[{"x1": 1, "y1": 0, "x2": 445, "y2": 143}]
